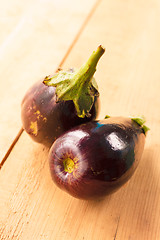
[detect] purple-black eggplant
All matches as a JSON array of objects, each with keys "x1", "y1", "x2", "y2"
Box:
[
  {"x1": 21, "y1": 46, "x2": 105, "y2": 147},
  {"x1": 49, "y1": 116, "x2": 149, "y2": 200}
]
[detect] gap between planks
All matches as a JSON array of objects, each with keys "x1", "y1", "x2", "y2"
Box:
[
  {"x1": 0, "y1": 128, "x2": 24, "y2": 169},
  {"x1": 0, "y1": 0, "x2": 101, "y2": 171}
]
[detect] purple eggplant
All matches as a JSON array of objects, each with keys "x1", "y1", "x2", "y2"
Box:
[
  {"x1": 21, "y1": 46, "x2": 105, "y2": 147},
  {"x1": 49, "y1": 116, "x2": 149, "y2": 200}
]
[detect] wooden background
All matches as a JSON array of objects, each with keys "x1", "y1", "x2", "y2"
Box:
[{"x1": 0, "y1": 0, "x2": 160, "y2": 239}]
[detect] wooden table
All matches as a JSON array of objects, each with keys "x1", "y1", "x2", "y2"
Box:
[{"x1": 0, "y1": 0, "x2": 160, "y2": 239}]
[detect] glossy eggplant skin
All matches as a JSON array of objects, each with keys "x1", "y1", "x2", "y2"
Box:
[
  {"x1": 21, "y1": 80, "x2": 99, "y2": 147},
  {"x1": 49, "y1": 117, "x2": 145, "y2": 200}
]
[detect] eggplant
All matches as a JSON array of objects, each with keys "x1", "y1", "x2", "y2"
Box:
[
  {"x1": 49, "y1": 116, "x2": 149, "y2": 200},
  {"x1": 21, "y1": 46, "x2": 105, "y2": 147}
]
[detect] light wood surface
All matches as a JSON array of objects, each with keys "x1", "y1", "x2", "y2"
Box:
[{"x1": 0, "y1": 0, "x2": 160, "y2": 239}]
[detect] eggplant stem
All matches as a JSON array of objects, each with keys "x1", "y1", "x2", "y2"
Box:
[
  {"x1": 72, "y1": 45, "x2": 105, "y2": 86},
  {"x1": 131, "y1": 116, "x2": 150, "y2": 135}
]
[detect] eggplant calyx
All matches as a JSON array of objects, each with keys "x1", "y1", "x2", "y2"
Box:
[
  {"x1": 104, "y1": 115, "x2": 110, "y2": 119},
  {"x1": 131, "y1": 116, "x2": 150, "y2": 135},
  {"x1": 43, "y1": 45, "x2": 105, "y2": 118}
]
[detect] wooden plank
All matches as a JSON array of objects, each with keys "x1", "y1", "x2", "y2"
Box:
[
  {"x1": 0, "y1": 0, "x2": 98, "y2": 163},
  {"x1": 0, "y1": 0, "x2": 160, "y2": 239}
]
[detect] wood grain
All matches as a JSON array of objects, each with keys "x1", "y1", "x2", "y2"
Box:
[
  {"x1": 0, "y1": 0, "x2": 160, "y2": 239},
  {"x1": 0, "y1": 0, "x2": 98, "y2": 163},
  {"x1": 0, "y1": 0, "x2": 35, "y2": 46}
]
